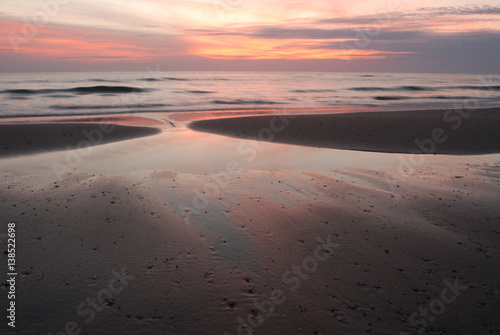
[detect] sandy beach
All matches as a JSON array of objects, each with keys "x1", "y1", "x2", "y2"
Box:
[
  {"x1": 189, "y1": 107, "x2": 500, "y2": 155},
  {"x1": 1, "y1": 108, "x2": 499, "y2": 335},
  {"x1": 0, "y1": 122, "x2": 162, "y2": 158}
]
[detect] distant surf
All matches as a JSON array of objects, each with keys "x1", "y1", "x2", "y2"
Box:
[
  {"x1": 1, "y1": 71, "x2": 499, "y2": 118},
  {"x1": 0, "y1": 85, "x2": 149, "y2": 95}
]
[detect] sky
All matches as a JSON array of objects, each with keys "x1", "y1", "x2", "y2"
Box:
[{"x1": 1, "y1": 0, "x2": 500, "y2": 73}]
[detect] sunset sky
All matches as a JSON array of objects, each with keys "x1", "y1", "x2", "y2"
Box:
[{"x1": 1, "y1": 0, "x2": 500, "y2": 73}]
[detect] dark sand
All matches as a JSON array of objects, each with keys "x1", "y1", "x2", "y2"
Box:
[
  {"x1": 189, "y1": 107, "x2": 500, "y2": 155},
  {"x1": 0, "y1": 123, "x2": 162, "y2": 157}
]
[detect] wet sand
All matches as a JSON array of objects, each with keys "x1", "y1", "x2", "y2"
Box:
[{"x1": 1, "y1": 109, "x2": 499, "y2": 335}]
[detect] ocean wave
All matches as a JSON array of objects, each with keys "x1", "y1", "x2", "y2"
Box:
[
  {"x1": 400, "y1": 86, "x2": 433, "y2": 91},
  {"x1": 291, "y1": 89, "x2": 337, "y2": 93},
  {"x1": 46, "y1": 94, "x2": 76, "y2": 98},
  {"x1": 50, "y1": 103, "x2": 171, "y2": 110},
  {"x1": 71, "y1": 86, "x2": 149, "y2": 94},
  {"x1": 349, "y1": 87, "x2": 394, "y2": 92},
  {"x1": 430, "y1": 95, "x2": 500, "y2": 100},
  {"x1": 430, "y1": 96, "x2": 470, "y2": 100},
  {"x1": 5, "y1": 96, "x2": 30, "y2": 100},
  {"x1": 0, "y1": 86, "x2": 150, "y2": 95},
  {"x1": 212, "y1": 99, "x2": 281, "y2": 105},
  {"x1": 139, "y1": 78, "x2": 163, "y2": 82},
  {"x1": 164, "y1": 77, "x2": 190, "y2": 81},
  {"x1": 373, "y1": 96, "x2": 411, "y2": 100},
  {"x1": 351, "y1": 86, "x2": 435, "y2": 92},
  {"x1": 351, "y1": 85, "x2": 500, "y2": 92},
  {"x1": 374, "y1": 95, "x2": 500, "y2": 101},
  {"x1": 186, "y1": 90, "x2": 215, "y2": 94},
  {"x1": 452, "y1": 85, "x2": 500, "y2": 91},
  {"x1": 0, "y1": 106, "x2": 294, "y2": 119}
]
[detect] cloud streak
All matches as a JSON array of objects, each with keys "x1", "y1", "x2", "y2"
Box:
[
  {"x1": 0, "y1": 1, "x2": 499, "y2": 73},
  {"x1": 417, "y1": 5, "x2": 500, "y2": 16}
]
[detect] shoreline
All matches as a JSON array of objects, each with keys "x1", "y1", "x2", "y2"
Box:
[
  {"x1": 189, "y1": 107, "x2": 500, "y2": 155},
  {"x1": 2, "y1": 107, "x2": 500, "y2": 158}
]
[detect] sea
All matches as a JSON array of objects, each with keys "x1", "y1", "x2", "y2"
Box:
[{"x1": 1, "y1": 71, "x2": 500, "y2": 118}]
